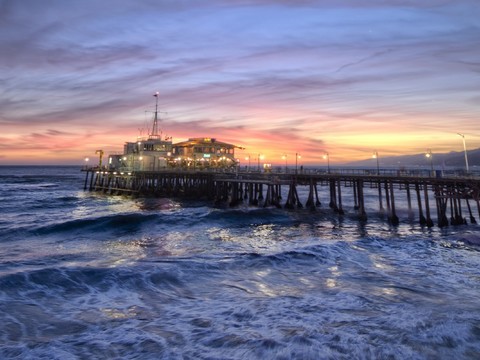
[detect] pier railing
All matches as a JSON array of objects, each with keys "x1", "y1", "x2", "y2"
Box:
[{"x1": 83, "y1": 164, "x2": 479, "y2": 178}]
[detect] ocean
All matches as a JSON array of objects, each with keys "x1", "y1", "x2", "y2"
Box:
[{"x1": 1, "y1": 165, "x2": 480, "y2": 359}]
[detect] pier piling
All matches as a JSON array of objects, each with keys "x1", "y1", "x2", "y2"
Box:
[{"x1": 82, "y1": 168, "x2": 480, "y2": 228}]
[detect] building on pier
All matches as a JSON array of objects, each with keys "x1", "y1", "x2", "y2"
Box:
[
  {"x1": 169, "y1": 137, "x2": 242, "y2": 169},
  {"x1": 109, "y1": 136, "x2": 173, "y2": 172}
]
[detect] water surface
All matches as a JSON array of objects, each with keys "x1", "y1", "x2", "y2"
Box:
[{"x1": 1, "y1": 166, "x2": 479, "y2": 359}]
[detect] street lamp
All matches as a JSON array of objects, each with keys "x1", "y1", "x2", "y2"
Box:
[
  {"x1": 257, "y1": 154, "x2": 264, "y2": 171},
  {"x1": 245, "y1": 155, "x2": 251, "y2": 171},
  {"x1": 457, "y1": 133, "x2": 470, "y2": 173},
  {"x1": 372, "y1": 150, "x2": 380, "y2": 175},
  {"x1": 323, "y1": 152, "x2": 330, "y2": 173},
  {"x1": 282, "y1": 154, "x2": 288, "y2": 173},
  {"x1": 425, "y1": 149, "x2": 434, "y2": 176},
  {"x1": 295, "y1": 153, "x2": 301, "y2": 174}
]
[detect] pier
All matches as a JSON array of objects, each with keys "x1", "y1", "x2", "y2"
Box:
[{"x1": 83, "y1": 168, "x2": 480, "y2": 227}]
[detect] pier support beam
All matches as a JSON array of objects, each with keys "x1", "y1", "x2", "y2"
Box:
[
  {"x1": 378, "y1": 180, "x2": 384, "y2": 212},
  {"x1": 314, "y1": 182, "x2": 321, "y2": 206},
  {"x1": 388, "y1": 181, "x2": 399, "y2": 225},
  {"x1": 353, "y1": 182, "x2": 359, "y2": 210},
  {"x1": 424, "y1": 183, "x2": 434, "y2": 227},
  {"x1": 84, "y1": 170, "x2": 90, "y2": 190},
  {"x1": 336, "y1": 180, "x2": 344, "y2": 215},
  {"x1": 384, "y1": 181, "x2": 391, "y2": 216},
  {"x1": 356, "y1": 179, "x2": 367, "y2": 221},
  {"x1": 305, "y1": 179, "x2": 317, "y2": 210},
  {"x1": 284, "y1": 182, "x2": 302, "y2": 209},
  {"x1": 466, "y1": 198, "x2": 476, "y2": 224},
  {"x1": 451, "y1": 196, "x2": 465, "y2": 225},
  {"x1": 406, "y1": 183, "x2": 414, "y2": 220},
  {"x1": 435, "y1": 185, "x2": 449, "y2": 228},
  {"x1": 329, "y1": 179, "x2": 340, "y2": 213},
  {"x1": 415, "y1": 183, "x2": 427, "y2": 225}
]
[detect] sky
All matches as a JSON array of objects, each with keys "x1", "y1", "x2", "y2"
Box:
[{"x1": 1, "y1": 0, "x2": 479, "y2": 166}]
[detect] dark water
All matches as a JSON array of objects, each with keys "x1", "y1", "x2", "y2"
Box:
[{"x1": 1, "y1": 166, "x2": 480, "y2": 359}]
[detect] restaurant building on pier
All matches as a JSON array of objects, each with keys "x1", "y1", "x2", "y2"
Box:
[
  {"x1": 169, "y1": 137, "x2": 241, "y2": 169},
  {"x1": 108, "y1": 137, "x2": 242, "y2": 171}
]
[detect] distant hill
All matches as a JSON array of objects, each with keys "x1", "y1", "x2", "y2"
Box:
[{"x1": 344, "y1": 148, "x2": 480, "y2": 168}]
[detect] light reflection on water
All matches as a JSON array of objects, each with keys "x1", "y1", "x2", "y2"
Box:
[{"x1": 1, "y1": 167, "x2": 480, "y2": 358}]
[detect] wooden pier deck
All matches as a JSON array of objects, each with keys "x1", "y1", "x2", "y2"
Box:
[{"x1": 83, "y1": 168, "x2": 480, "y2": 227}]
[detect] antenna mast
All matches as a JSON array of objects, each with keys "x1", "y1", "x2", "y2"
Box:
[{"x1": 150, "y1": 92, "x2": 160, "y2": 139}]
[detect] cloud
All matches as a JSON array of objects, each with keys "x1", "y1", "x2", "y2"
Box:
[{"x1": 1, "y1": 0, "x2": 479, "y2": 165}]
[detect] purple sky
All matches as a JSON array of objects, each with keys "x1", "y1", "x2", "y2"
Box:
[{"x1": 1, "y1": 0, "x2": 479, "y2": 165}]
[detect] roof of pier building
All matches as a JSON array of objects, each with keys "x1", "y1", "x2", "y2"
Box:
[{"x1": 173, "y1": 138, "x2": 237, "y2": 149}]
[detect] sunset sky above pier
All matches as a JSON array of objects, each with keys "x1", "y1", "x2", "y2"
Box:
[{"x1": 1, "y1": 0, "x2": 479, "y2": 165}]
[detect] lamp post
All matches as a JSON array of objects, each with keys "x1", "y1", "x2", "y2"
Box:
[
  {"x1": 425, "y1": 149, "x2": 434, "y2": 176},
  {"x1": 282, "y1": 154, "x2": 288, "y2": 173},
  {"x1": 257, "y1": 154, "x2": 264, "y2": 171},
  {"x1": 245, "y1": 155, "x2": 250, "y2": 171},
  {"x1": 323, "y1": 152, "x2": 330, "y2": 174},
  {"x1": 457, "y1": 133, "x2": 470, "y2": 173},
  {"x1": 372, "y1": 150, "x2": 380, "y2": 175},
  {"x1": 295, "y1": 153, "x2": 301, "y2": 174}
]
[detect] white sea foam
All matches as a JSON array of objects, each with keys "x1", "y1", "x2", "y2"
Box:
[{"x1": 1, "y1": 166, "x2": 480, "y2": 359}]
